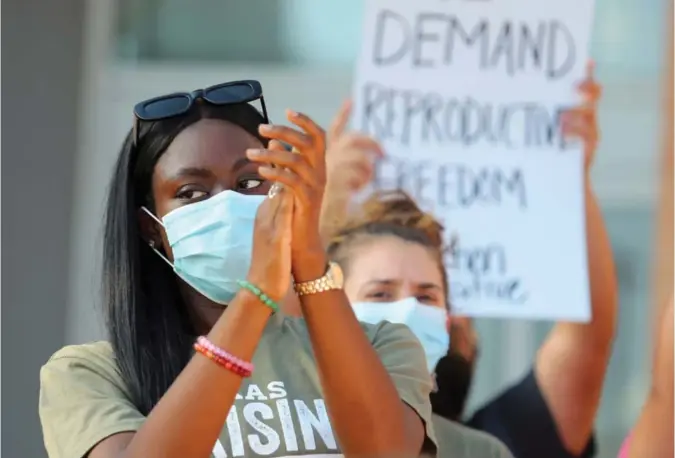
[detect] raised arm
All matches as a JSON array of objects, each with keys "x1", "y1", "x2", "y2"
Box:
[
  {"x1": 250, "y1": 109, "x2": 430, "y2": 457},
  {"x1": 535, "y1": 63, "x2": 618, "y2": 454},
  {"x1": 320, "y1": 100, "x2": 384, "y2": 244},
  {"x1": 625, "y1": 296, "x2": 674, "y2": 458},
  {"x1": 41, "y1": 193, "x2": 295, "y2": 458}
]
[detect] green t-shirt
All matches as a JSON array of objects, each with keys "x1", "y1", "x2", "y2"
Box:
[
  {"x1": 432, "y1": 415, "x2": 514, "y2": 458},
  {"x1": 39, "y1": 314, "x2": 437, "y2": 458}
]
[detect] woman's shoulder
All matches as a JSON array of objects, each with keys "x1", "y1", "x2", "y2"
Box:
[
  {"x1": 46, "y1": 340, "x2": 115, "y2": 367},
  {"x1": 41, "y1": 341, "x2": 124, "y2": 390},
  {"x1": 432, "y1": 414, "x2": 514, "y2": 458}
]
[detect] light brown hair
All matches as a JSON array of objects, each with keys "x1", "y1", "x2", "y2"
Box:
[{"x1": 327, "y1": 189, "x2": 449, "y2": 304}]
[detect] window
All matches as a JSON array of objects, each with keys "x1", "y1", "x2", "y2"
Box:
[
  {"x1": 115, "y1": 0, "x2": 362, "y2": 65},
  {"x1": 115, "y1": 0, "x2": 667, "y2": 73}
]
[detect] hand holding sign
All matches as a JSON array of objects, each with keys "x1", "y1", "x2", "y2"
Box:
[{"x1": 561, "y1": 61, "x2": 602, "y2": 171}]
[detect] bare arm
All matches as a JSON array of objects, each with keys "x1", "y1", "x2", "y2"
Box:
[
  {"x1": 535, "y1": 67, "x2": 618, "y2": 454},
  {"x1": 319, "y1": 100, "x2": 384, "y2": 246},
  {"x1": 535, "y1": 178, "x2": 618, "y2": 454},
  {"x1": 628, "y1": 298, "x2": 674, "y2": 458},
  {"x1": 297, "y1": 256, "x2": 426, "y2": 456},
  {"x1": 89, "y1": 291, "x2": 271, "y2": 458},
  {"x1": 319, "y1": 183, "x2": 352, "y2": 246},
  {"x1": 252, "y1": 110, "x2": 426, "y2": 457},
  {"x1": 89, "y1": 192, "x2": 293, "y2": 458}
]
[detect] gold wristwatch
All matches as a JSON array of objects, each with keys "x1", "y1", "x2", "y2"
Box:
[{"x1": 294, "y1": 262, "x2": 344, "y2": 296}]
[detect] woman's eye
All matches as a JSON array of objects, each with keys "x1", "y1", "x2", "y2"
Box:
[
  {"x1": 367, "y1": 291, "x2": 391, "y2": 301},
  {"x1": 417, "y1": 294, "x2": 439, "y2": 305},
  {"x1": 237, "y1": 177, "x2": 264, "y2": 191},
  {"x1": 176, "y1": 189, "x2": 208, "y2": 200}
]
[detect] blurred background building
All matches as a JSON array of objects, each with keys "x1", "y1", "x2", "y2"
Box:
[{"x1": 3, "y1": 1, "x2": 673, "y2": 457}]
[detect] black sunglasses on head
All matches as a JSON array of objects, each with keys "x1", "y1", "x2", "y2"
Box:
[{"x1": 132, "y1": 79, "x2": 269, "y2": 146}]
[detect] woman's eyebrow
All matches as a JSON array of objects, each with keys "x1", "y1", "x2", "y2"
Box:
[
  {"x1": 418, "y1": 283, "x2": 442, "y2": 291},
  {"x1": 168, "y1": 167, "x2": 214, "y2": 181},
  {"x1": 231, "y1": 157, "x2": 253, "y2": 173}
]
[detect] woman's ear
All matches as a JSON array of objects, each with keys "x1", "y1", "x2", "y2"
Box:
[{"x1": 137, "y1": 207, "x2": 162, "y2": 247}]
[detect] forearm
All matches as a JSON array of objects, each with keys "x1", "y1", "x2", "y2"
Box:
[
  {"x1": 295, "y1": 256, "x2": 416, "y2": 456},
  {"x1": 545, "y1": 180, "x2": 617, "y2": 357},
  {"x1": 123, "y1": 290, "x2": 271, "y2": 458},
  {"x1": 631, "y1": 300, "x2": 675, "y2": 458},
  {"x1": 536, "y1": 178, "x2": 617, "y2": 452},
  {"x1": 319, "y1": 185, "x2": 352, "y2": 246},
  {"x1": 629, "y1": 392, "x2": 674, "y2": 458},
  {"x1": 581, "y1": 178, "x2": 618, "y2": 345}
]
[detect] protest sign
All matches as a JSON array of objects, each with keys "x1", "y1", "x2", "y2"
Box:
[{"x1": 352, "y1": 0, "x2": 595, "y2": 321}]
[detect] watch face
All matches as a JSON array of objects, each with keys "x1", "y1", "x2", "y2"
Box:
[{"x1": 330, "y1": 262, "x2": 345, "y2": 288}]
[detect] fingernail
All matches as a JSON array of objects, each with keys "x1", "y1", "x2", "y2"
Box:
[
  {"x1": 287, "y1": 109, "x2": 298, "y2": 118},
  {"x1": 247, "y1": 149, "x2": 262, "y2": 157},
  {"x1": 259, "y1": 124, "x2": 272, "y2": 132}
]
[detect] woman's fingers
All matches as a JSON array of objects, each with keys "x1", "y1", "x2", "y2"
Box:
[
  {"x1": 256, "y1": 187, "x2": 293, "y2": 236},
  {"x1": 562, "y1": 122, "x2": 596, "y2": 145},
  {"x1": 287, "y1": 109, "x2": 326, "y2": 149},
  {"x1": 286, "y1": 109, "x2": 327, "y2": 167},
  {"x1": 561, "y1": 108, "x2": 597, "y2": 142},
  {"x1": 328, "y1": 99, "x2": 353, "y2": 143},
  {"x1": 258, "y1": 111, "x2": 327, "y2": 172},
  {"x1": 259, "y1": 124, "x2": 313, "y2": 153},
  {"x1": 258, "y1": 165, "x2": 313, "y2": 207},
  {"x1": 335, "y1": 133, "x2": 385, "y2": 158},
  {"x1": 268, "y1": 139, "x2": 287, "y2": 153},
  {"x1": 247, "y1": 147, "x2": 316, "y2": 186}
]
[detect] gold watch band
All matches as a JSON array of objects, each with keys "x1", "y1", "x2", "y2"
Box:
[{"x1": 294, "y1": 263, "x2": 340, "y2": 296}]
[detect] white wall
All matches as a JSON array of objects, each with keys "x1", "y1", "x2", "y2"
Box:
[{"x1": 3, "y1": 2, "x2": 85, "y2": 457}]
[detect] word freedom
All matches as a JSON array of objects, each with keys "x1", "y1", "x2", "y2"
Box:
[
  {"x1": 374, "y1": 156, "x2": 528, "y2": 210},
  {"x1": 372, "y1": 9, "x2": 577, "y2": 79},
  {"x1": 360, "y1": 82, "x2": 566, "y2": 149}
]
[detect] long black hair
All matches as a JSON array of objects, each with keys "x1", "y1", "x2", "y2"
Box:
[{"x1": 102, "y1": 102, "x2": 266, "y2": 415}]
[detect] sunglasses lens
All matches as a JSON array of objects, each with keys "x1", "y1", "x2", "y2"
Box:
[
  {"x1": 207, "y1": 84, "x2": 257, "y2": 103},
  {"x1": 143, "y1": 95, "x2": 191, "y2": 118}
]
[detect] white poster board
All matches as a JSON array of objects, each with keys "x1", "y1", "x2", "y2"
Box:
[{"x1": 352, "y1": 0, "x2": 595, "y2": 321}]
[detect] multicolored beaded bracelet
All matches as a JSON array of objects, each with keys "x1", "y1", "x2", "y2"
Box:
[
  {"x1": 236, "y1": 279, "x2": 279, "y2": 312},
  {"x1": 194, "y1": 336, "x2": 253, "y2": 378}
]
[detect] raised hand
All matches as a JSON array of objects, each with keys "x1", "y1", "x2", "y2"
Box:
[
  {"x1": 248, "y1": 110, "x2": 329, "y2": 281},
  {"x1": 246, "y1": 169, "x2": 294, "y2": 302},
  {"x1": 561, "y1": 61, "x2": 602, "y2": 172},
  {"x1": 326, "y1": 99, "x2": 385, "y2": 195}
]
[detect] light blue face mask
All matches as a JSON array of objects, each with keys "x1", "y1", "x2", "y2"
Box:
[
  {"x1": 352, "y1": 297, "x2": 449, "y2": 373},
  {"x1": 143, "y1": 190, "x2": 265, "y2": 305}
]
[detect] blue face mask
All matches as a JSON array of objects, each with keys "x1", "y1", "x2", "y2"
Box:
[
  {"x1": 143, "y1": 190, "x2": 265, "y2": 305},
  {"x1": 352, "y1": 297, "x2": 449, "y2": 373}
]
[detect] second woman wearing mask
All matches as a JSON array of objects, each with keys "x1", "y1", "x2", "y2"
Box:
[{"x1": 315, "y1": 63, "x2": 616, "y2": 458}]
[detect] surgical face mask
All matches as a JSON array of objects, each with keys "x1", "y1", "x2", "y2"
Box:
[
  {"x1": 143, "y1": 190, "x2": 264, "y2": 305},
  {"x1": 352, "y1": 297, "x2": 449, "y2": 372}
]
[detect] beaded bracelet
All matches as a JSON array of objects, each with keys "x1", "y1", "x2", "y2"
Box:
[
  {"x1": 194, "y1": 336, "x2": 253, "y2": 378},
  {"x1": 236, "y1": 279, "x2": 279, "y2": 312}
]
